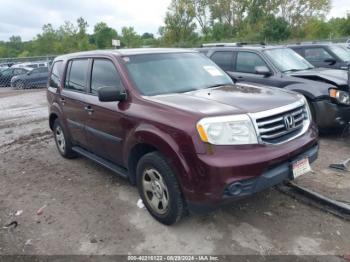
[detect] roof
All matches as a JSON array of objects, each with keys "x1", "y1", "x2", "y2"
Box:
[{"x1": 55, "y1": 48, "x2": 196, "y2": 60}]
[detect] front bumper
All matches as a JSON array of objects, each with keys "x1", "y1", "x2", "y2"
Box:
[
  {"x1": 312, "y1": 100, "x2": 350, "y2": 128},
  {"x1": 182, "y1": 126, "x2": 318, "y2": 213}
]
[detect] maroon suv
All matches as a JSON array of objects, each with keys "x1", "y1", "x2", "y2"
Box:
[{"x1": 47, "y1": 49, "x2": 318, "y2": 225}]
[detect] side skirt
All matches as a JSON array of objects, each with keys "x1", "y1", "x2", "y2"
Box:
[{"x1": 72, "y1": 146, "x2": 129, "y2": 179}]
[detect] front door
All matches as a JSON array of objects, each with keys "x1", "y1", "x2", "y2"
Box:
[
  {"x1": 229, "y1": 51, "x2": 278, "y2": 87},
  {"x1": 84, "y1": 58, "x2": 126, "y2": 165}
]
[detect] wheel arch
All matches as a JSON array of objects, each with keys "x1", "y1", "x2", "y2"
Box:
[{"x1": 125, "y1": 125, "x2": 191, "y2": 191}]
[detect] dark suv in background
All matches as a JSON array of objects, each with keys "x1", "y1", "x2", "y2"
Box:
[
  {"x1": 289, "y1": 43, "x2": 350, "y2": 70},
  {"x1": 47, "y1": 49, "x2": 318, "y2": 225},
  {"x1": 201, "y1": 45, "x2": 350, "y2": 130},
  {"x1": 11, "y1": 66, "x2": 49, "y2": 89}
]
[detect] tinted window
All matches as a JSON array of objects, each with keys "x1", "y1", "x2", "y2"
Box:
[
  {"x1": 14, "y1": 68, "x2": 26, "y2": 75},
  {"x1": 304, "y1": 48, "x2": 332, "y2": 62},
  {"x1": 50, "y1": 61, "x2": 63, "y2": 88},
  {"x1": 90, "y1": 59, "x2": 122, "y2": 95},
  {"x1": 211, "y1": 51, "x2": 233, "y2": 71},
  {"x1": 34, "y1": 67, "x2": 48, "y2": 73},
  {"x1": 236, "y1": 52, "x2": 267, "y2": 73},
  {"x1": 65, "y1": 59, "x2": 89, "y2": 92},
  {"x1": 1, "y1": 69, "x2": 13, "y2": 76}
]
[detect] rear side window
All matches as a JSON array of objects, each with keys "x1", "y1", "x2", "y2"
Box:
[
  {"x1": 211, "y1": 51, "x2": 233, "y2": 71},
  {"x1": 304, "y1": 48, "x2": 332, "y2": 62},
  {"x1": 14, "y1": 68, "x2": 26, "y2": 75},
  {"x1": 65, "y1": 59, "x2": 89, "y2": 92},
  {"x1": 235, "y1": 52, "x2": 267, "y2": 73},
  {"x1": 90, "y1": 59, "x2": 123, "y2": 95},
  {"x1": 49, "y1": 61, "x2": 63, "y2": 88}
]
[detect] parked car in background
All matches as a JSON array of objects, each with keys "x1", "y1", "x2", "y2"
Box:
[
  {"x1": 11, "y1": 66, "x2": 49, "y2": 89},
  {"x1": 289, "y1": 43, "x2": 350, "y2": 70},
  {"x1": 47, "y1": 49, "x2": 318, "y2": 225},
  {"x1": 12, "y1": 61, "x2": 49, "y2": 69},
  {"x1": 0, "y1": 66, "x2": 9, "y2": 73},
  {"x1": 202, "y1": 45, "x2": 350, "y2": 131},
  {"x1": 0, "y1": 67, "x2": 32, "y2": 87}
]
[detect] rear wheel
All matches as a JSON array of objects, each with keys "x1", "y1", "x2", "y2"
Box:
[
  {"x1": 14, "y1": 81, "x2": 25, "y2": 89},
  {"x1": 136, "y1": 152, "x2": 186, "y2": 225},
  {"x1": 53, "y1": 119, "x2": 77, "y2": 158}
]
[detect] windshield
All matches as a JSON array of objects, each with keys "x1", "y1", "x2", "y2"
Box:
[
  {"x1": 264, "y1": 48, "x2": 314, "y2": 72},
  {"x1": 123, "y1": 52, "x2": 233, "y2": 96},
  {"x1": 329, "y1": 45, "x2": 350, "y2": 62}
]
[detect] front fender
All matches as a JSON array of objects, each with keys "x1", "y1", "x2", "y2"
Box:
[
  {"x1": 284, "y1": 83, "x2": 330, "y2": 100},
  {"x1": 123, "y1": 123, "x2": 193, "y2": 189}
]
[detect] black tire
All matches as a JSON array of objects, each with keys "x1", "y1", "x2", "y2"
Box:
[
  {"x1": 136, "y1": 152, "x2": 186, "y2": 225},
  {"x1": 53, "y1": 119, "x2": 77, "y2": 159}
]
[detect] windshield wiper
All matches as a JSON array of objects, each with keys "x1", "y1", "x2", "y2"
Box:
[
  {"x1": 205, "y1": 83, "x2": 234, "y2": 89},
  {"x1": 282, "y1": 69, "x2": 303, "y2": 73}
]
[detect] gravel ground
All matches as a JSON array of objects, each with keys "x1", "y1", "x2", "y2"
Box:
[{"x1": 0, "y1": 89, "x2": 349, "y2": 258}]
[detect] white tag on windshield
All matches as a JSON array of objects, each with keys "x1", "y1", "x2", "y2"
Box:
[{"x1": 203, "y1": 66, "x2": 224, "y2": 76}]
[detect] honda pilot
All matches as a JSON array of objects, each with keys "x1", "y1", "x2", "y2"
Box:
[{"x1": 47, "y1": 49, "x2": 318, "y2": 225}]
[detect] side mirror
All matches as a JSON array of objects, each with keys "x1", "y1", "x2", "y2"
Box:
[
  {"x1": 97, "y1": 86, "x2": 127, "y2": 102},
  {"x1": 324, "y1": 58, "x2": 337, "y2": 65},
  {"x1": 255, "y1": 66, "x2": 271, "y2": 77},
  {"x1": 27, "y1": 72, "x2": 31, "y2": 75}
]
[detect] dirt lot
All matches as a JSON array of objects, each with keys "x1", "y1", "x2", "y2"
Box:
[{"x1": 0, "y1": 89, "x2": 349, "y2": 258}]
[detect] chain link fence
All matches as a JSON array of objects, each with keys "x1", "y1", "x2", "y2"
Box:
[{"x1": 0, "y1": 55, "x2": 56, "y2": 89}]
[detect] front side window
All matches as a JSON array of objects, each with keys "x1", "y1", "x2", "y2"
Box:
[
  {"x1": 235, "y1": 52, "x2": 267, "y2": 73},
  {"x1": 90, "y1": 59, "x2": 123, "y2": 95},
  {"x1": 124, "y1": 52, "x2": 233, "y2": 96},
  {"x1": 264, "y1": 48, "x2": 314, "y2": 72},
  {"x1": 211, "y1": 51, "x2": 233, "y2": 71},
  {"x1": 65, "y1": 59, "x2": 89, "y2": 92},
  {"x1": 304, "y1": 47, "x2": 333, "y2": 62},
  {"x1": 49, "y1": 61, "x2": 63, "y2": 88}
]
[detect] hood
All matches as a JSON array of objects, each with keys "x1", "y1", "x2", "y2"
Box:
[
  {"x1": 290, "y1": 68, "x2": 348, "y2": 87},
  {"x1": 145, "y1": 83, "x2": 301, "y2": 116}
]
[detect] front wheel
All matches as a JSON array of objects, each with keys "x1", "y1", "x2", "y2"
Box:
[{"x1": 136, "y1": 152, "x2": 186, "y2": 225}]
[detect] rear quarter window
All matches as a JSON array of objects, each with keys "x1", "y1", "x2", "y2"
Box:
[{"x1": 49, "y1": 61, "x2": 63, "y2": 88}]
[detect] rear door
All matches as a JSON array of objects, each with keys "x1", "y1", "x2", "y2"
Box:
[
  {"x1": 34, "y1": 67, "x2": 49, "y2": 87},
  {"x1": 84, "y1": 58, "x2": 126, "y2": 165},
  {"x1": 60, "y1": 58, "x2": 90, "y2": 147}
]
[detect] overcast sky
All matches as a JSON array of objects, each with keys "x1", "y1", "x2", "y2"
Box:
[{"x1": 0, "y1": 0, "x2": 348, "y2": 41}]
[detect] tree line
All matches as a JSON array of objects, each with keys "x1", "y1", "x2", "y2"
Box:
[{"x1": 0, "y1": 0, "x2": 349, "y2": 58}]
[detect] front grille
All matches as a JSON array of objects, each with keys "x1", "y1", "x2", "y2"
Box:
[{"x1": 254, "y1": 104, "x2": 307, "y2": 144}]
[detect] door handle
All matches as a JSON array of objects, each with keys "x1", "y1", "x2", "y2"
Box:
[
  {"x1": 59, "y1": 98, "x2": 65, "y2": 105},
  {"x1": 84, "y1": 105, "x2": 94, "y2": 114}
]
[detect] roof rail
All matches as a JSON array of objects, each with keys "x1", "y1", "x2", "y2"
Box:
[
  {"x1": 201, "y1": 43, "x2": 238, "y2": 47},
  {"x1": 201, "y1": 42, "x2": 266, "y2": 48}
]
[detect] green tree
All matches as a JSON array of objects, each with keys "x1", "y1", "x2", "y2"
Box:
[
  {"x1": 261, "y1": 16, "x2": 291, "y2": 42},
  {"x1": 93, "y1": 22, "x2": 118, "y2": 49},
  {"x1": 163, "y1": 0, "x2": 198, "y2": 46},
  {"x1": 121, "y1": 27, "x2": 141, "y2": 48},
  {"x1": 302, "y1": 17, "x2": 331, "y2": 40}
]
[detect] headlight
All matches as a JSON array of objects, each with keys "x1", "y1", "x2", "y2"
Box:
[
  {"x1": 297, "y1": 94, "x2": 312, "y2": 122},
  {"x1": 329, "y1": 88, "x2": 350, "y2": 105},
  {"x1": 196, "y1": 114, "x2": 258, "y2": 145}
]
